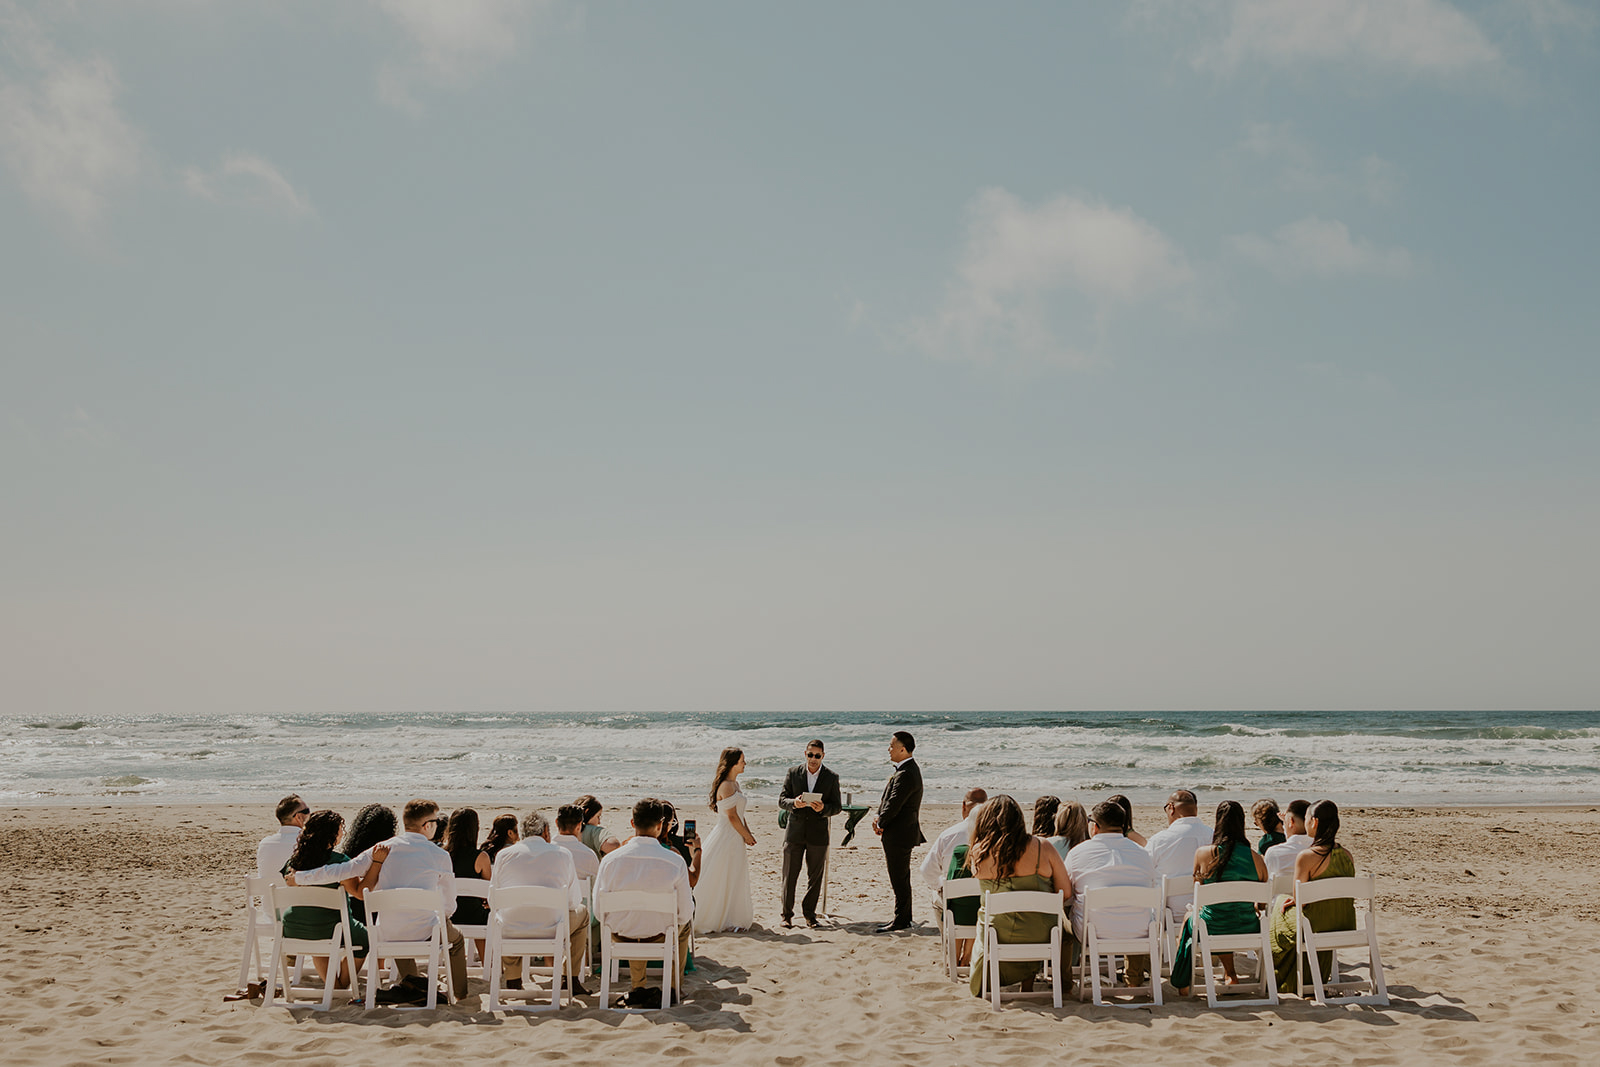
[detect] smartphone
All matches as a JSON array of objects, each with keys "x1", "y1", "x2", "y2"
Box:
[{"x1": 683, "y1": 819, "x2": 696, "y2": 838}]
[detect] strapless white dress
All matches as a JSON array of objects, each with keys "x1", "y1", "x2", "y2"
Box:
[{"x1": 692, "y1": 790, "x2": 755, "y2": 933}]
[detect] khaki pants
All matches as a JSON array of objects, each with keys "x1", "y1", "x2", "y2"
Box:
[
  {"x1": 615, "y1": 922, "x2": 692, "y2": 992},
  {"x1": 501, "y1": 907, "x2": 589, "y2": 982},
  {"x1": 395, "y1": 919, "x2": 469, "y2": 999}
]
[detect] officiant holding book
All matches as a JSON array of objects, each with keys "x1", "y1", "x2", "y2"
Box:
[{"x1": 777, "y1": 739, "x2": 843, "y2": 928}]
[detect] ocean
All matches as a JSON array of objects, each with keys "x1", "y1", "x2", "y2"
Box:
[{"x1": 5, "y1": 709, "x2": 1597, "y2": 809}]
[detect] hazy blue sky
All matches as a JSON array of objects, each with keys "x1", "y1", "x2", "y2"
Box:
[{"x1": 3, "y1": 0, "x2": 1596, "y2": 716}]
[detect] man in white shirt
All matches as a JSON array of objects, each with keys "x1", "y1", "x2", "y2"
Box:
[
  {"x1": 255, "y1": 795, "x2": 308, "y2": 883},
  {"x1": 287, "y1": 798, "x2": 468, "y2": 1003},
  {"x1": 1144, "y1": 789, "x2": 1214, "y2": 916},
  {"x1": 1064, "y1": 800, "x2": 1159, "y2": 946},
  {"x1": 554, "y1": 804, "x2": 601, "y2": 884},
  {"x1": 490, "y1": 810, "x2": 589, "y2": 993},
  {"x1": 593, "y1": 798, "x2": 694, "y2": 1002},
  {"x1": 1264, "y1": 798, "x2": 1312, "y2": 880},
  {"x1": 918, "y1": 787, "x2": 988, "y2": 921}
]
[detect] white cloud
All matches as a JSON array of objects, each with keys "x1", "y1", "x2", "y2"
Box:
[
  {"x1": 1242, "y1": 122, "x2": 1400, "y2": 204},
  {"x1": 373, "y1": 0, "x2": 547, "y2": 112},
  {"x1": 181, "y1": 152, "x2": 312, "y2": 217},
  {"x1": 912, "y1": 188, "x2": 1191, "y2": 366},
  {"x1": 1136, "y1": 0, "x2": 1502, "y2": 78},
  {"x1": 1231, "y1": 216, "x2": 1414, "y2": 279},
  {"x1": 0, "y1": 16, "x2": 143, "y2": 233}
]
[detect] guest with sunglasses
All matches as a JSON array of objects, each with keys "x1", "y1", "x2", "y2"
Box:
[{"x1": 256, "y1": 794, "x2": 311, "y2": 884}]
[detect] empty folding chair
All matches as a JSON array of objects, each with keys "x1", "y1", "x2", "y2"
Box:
[
  {"x1": 941, "y1": 877, "x2": 982, "y2": 981},
  {"x1": 1295, "y1": 875, "x2": 1388, "y2": 1006},
  {"x1": 978, "y1": 889, "x2": 1066, "y2": 1011},
  {"x1": 594, "y1": 889, "x2": 679, "y2": 1012},
  {"x1": 236, "y1": 875, "x2": 279, "y2": 992},
  {"x1": 1079, "y1": 884, "x2": 1163, "y2": 1007},
  {"x1": 363, "y1": 887, "x2": 454, "y2": 1010},
  {"x1": 453, "y1": 881, "x2": 491, "y2": 977},
  {"x1": 1191, "y1": 879, "x2": 1278, "y2": 1008},
  {"x1": 262, "y1": 884, "x2": 361, "y2": 1011},
  {"x1": 484, "y1": 885, "x2": 572, "y2": 1012}
]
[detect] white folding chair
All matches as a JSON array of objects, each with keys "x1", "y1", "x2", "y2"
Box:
[
  {"x1": 485, "y1": 885, "x2": 572, "y2": 1012},
  {"x1": 1160, "y1": 874, "x2": 1192, "y2": 974},
  {"x1": 236, "y1": 875, "x2": 280, "y2": 991},
  {"x1": 574, "y1": 877, "x2": 592, "y2": 977},
  {"x1": 1079, "y1": 884, "x2": 1163, "y2": 1007},
  {"x1": 453, "y1": 881, "x2": 491, "y2": 977},
  {"x1": 594, "y1": 889, "x2": 679, "y2": 1011},
  {"x1": 1269, "y1": 872, "x2": 1294, "y2": 899},
  {"x1": 1191, "y1": 880, "x2": 1278, "y2": 1008},
  {"x1": 938, "y1": 877, "x2": 982, "y2": 981},
  {"x1": 363, "y1": 887, "x2": 454, "y2": 1010},
  {"x1": 978, "y1": 889, "x2": 1066, "y2": 1010},
  {"x1": 1295, "y1": 875, "x2": 1388, "y2": 1006},
  {"x1": 262, "y1": 885, "x2": 361, "y2": 1011}
]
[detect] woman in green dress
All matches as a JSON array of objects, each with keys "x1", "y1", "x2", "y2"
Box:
[
  {"x1": 281, "y1": 810, "x2": 382, "y2": 989},
  {"x1": 1171, "y1": 800, "x2": 1269, "y2": 995},
  {"x1": 1252, "y1": 799, "x2": 1287, "y2": 854},
  {"x1": 1269, "y1": 799, "x2": 1357, "y2": 993},
  {"x1": 966, "y1": 795, "x2": 1074, "y2": 997}
]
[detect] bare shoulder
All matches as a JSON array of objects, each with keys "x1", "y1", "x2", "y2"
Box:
[{"x1": 717, "y1": 780, "x2": 738, "y2": 800}]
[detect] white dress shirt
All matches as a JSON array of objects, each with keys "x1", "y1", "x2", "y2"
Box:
[
  {"x1": 1264, "y1": 833, "x2": 1313, "y2": 880},
  {"x1": 556, "y1": 833, "x2": 601, "y2": 883},
  {"x1": 1145, "y1": 815, "x2": 1215, "y2": 913},
  {"x1": 255, "y1": 826, "x2": 300, "y2": 884},
  {"x1": 490, "y1": 837, "x2": 580, "y2": 936},
  {"x1": 1064, "y1": 834, "x2": 1158, "y2": 942},
  {"x1": 593, "y1": 835, "x2": 693, "y2": 938},
  {"x1": 920, "y1": 813, "x2": 976, "y2": 892}
]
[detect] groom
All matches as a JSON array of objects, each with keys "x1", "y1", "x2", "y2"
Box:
[
  {"x1": 873, "y1": 731, "x2": 924, "y2": 932},
  {"x1": 777, "y1": 739, "x2": 843, "y2": 928}
]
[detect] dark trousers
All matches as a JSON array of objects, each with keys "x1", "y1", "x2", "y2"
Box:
[
  {"x1": 883, "y1": 843, "x2": 915, "y2": 926},
  {"x1": 781, "y1": 842, "x2": 828, "y2": 921}
]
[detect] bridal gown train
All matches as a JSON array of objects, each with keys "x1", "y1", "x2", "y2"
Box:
[{"x1": 693, "y1": 790, "x2": 755, "y2": 934}]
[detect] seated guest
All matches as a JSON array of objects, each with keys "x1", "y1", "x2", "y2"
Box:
[
  {"x1": 1264, "y1": 799, "x2": 1312, "y2": 879},
  {"x1": 659, "y1": 803, "x2": 704, "y2": 889},
  {"x1": 593, "y1": 798, "x2": 694, "y2": 1004},
  {"x1": 489, "y1": 810, "x2": 589, "y2": 993},
  {"x1": 1047, "y1": 801, "x2": 1089, "y2": 858},
  {"x1": 1252, "y1": 799, "x2": 1286, "y2": 854},
  {"x1": 1269, "y1": 799, "x2": 1357, "y2": 993},
  {"x1": 1108, "y1": 794, "x2": 1147, "y2": 846},
  {"x1": 554, "y1": 804, "x2": 600, "y2": 884},
  {"x1": 965, "y1": 795, "x2": 1074, "y2": 998},
  {"x1": 1145, "y1": 789, "x2": 1214, "y2": 916},
  {"x1": 257, "y1": 794, "x2": 309, "y2": 883},
  {"x1": 574, "y1": 795, "x2": 622, "y2": 859},
  {"x1": 1063, "y1": 801, "x2": 1158, "y2": 955},
  {"x1": 481, "y1": 813, "x2": 520, "y2": 866},
  {"x1": 339, "y1": 804, "x2": 398, "y2": 924},
  {"x1": 280, "y1": 810, "x2": 386, "y2": 989},
  {"x1": 443, "y1": 808, "x2": 490, "y2": 963},
  {"x1": 1170, "y1": 800, "x2": 1268, "y2": 995},
  {"x1": 287, "y1": 798, "x2": 468, "y2": 1003},
  {"x1": 919, "y1": 787, "x2": 988, "y2": 922},
  {"x1": 1031, "y1": 796, "x2": 1061, "y2": 837}
]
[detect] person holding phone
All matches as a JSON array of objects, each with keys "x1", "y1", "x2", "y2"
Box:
[{"x1": 777, "y1": 739, "x2": 843, "y2": 928}]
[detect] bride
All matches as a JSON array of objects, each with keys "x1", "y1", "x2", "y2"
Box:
[{"x1": 693, "y1": 746, "x2": 757, "y2": 933}]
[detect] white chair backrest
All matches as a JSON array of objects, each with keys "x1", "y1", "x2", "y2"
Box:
[
  {"x1": 267, "y1": 884, "x2": 348, "y2": 913},
  {"x1": 456, "y1": 881, "x2": 490, "y2": 903},
  {"x1": 593, "y1": 889, "x2": 676, "y2": 935},
  {"x1": 1295, "y1": 874, "x2": 1374, "y2": 908},
  {"x1": 1162, "y1": 874, "x2": 1191, "y2": 910},
  {"x1": 1085, "y1": 883, "x2": 1161, "y2": 914},
  {"x1": 365, "y1": 886, "x2": 447, "y2": 940},
  {"x1": 983, "y1": 889, "x2": 1064, "y2": 921},
  {"x1": 1193, "y1": 879, "x2": 1273, "y2": 909},
  {"x1": 490, "y1": 884, "x2": 570, "y2": 924},
  {"x1": 943, "y1": 877, "x2": 982, "y2": 902},
  {"x1": 1269, "y1": 872, "x2": 1293, "y2": 898},
  {"x1": 576, "y1": 877, "x2": 592, "y2": 906}
]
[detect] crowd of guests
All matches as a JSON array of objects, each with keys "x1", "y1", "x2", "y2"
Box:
[
  {"x1": 255, "y1": 792, "x2": 702, "y2": 1007},
  {"x1": 919, "y1": 789, "x2": 1351, "y2": 998}
]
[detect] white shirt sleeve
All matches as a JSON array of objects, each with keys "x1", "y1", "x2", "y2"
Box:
[
  {"x1": 285, "y1": 848, "x2": 373, "y2": 885},
  {"x1": 920, "y1": 837, "x2": 948, "y2": 891}
]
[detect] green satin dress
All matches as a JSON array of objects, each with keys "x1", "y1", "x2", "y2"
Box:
[{"x1": 1170, "y1": 843, "x2": 1263, "y2": 988}]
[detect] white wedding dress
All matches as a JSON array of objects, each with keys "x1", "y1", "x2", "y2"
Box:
[{"x1": 692, "y1": 789, "x2": 755, "y2": 934}]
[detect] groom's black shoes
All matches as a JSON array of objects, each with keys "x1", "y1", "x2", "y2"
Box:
[{"x1": 874, "y1": 921, "x2": 912, "y2": 933}]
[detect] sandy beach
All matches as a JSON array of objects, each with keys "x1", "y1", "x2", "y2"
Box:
[{"x1": 1, "y1": 799, "x2": 1595, "y2": 1066}]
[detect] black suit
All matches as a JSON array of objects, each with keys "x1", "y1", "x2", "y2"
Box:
[
  {"x1": 778, "y1": 763, "x2": 842, "y2": 922},
  {"x1": 877, "y1": 758, "x2": 925, "y2": 926}
]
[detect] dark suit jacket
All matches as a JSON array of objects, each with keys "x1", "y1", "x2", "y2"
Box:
[
  {"x1": 877, "y1": 758, "x2": 925, "y2": 849},
  {"x1": 778, "y1": 764, "x2": 843, "y2": 846}
]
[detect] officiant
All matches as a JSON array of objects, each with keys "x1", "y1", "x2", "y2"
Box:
[{"x1": 777, "y1": 738, "x2": 843, "y2": 928}]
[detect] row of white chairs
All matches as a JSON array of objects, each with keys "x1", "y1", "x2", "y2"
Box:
[
  {"x1": 238, "y1": 875, "x2": 683, "y2": 1013},
  {"x1": 939, "y1": 875, "x2": 1387, "y2": 1012}
]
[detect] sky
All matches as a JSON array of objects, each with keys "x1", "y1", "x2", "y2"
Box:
[{"x1": 2, "y1": 0, "x2": 1597, "y2": 717}]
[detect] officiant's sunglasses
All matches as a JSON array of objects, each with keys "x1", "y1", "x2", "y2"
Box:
[{"x1": 806, "y1": 752, "x2": 823, "y2": 760}]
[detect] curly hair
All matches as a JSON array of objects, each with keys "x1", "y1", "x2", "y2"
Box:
[
  {"x1": 967, "y1": 795, "x2": 1034, "y2": 877},
  {"x1": 285, "y1": 810, "x2": 343, "y2": 872},
  {"x1": 1032, "y1": 795, "x2": 1061, "y2": 836},
  {"x1": 340, "y1": 803, "x2": 397, "y2": 858}
]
